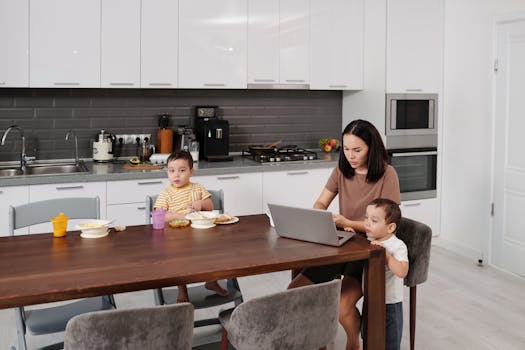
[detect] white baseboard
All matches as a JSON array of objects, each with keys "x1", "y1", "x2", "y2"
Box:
[{"x1": 432, "y1": 236, "x2": 483, "y2": 262}]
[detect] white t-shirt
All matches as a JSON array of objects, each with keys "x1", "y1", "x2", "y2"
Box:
[{"x1": 376, "y1": 235, "x2": 409, "y2": 304}]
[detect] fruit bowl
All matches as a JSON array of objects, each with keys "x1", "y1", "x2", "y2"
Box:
[{"x1": 319, "y1": 138, "x2": 340, "y2": 152}]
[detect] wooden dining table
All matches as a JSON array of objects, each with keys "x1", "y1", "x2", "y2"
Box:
[{"x1": 0, "y1": 214, "x2": 385, "y2": 350}]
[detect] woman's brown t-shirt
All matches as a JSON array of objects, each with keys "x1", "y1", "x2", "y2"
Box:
[{"x1": 325, "y1": 165, "x2": 400, "y2": 221}]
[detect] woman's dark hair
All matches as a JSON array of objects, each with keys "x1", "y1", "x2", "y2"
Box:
[
  {"x1": 167, "y1": 150, "x2": 193, "y2": 169},
  {"x1": 338, "y1": 119, "x2": 389, "y2": 182}
]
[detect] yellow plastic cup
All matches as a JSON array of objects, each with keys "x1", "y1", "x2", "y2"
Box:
[{"x1": 51, "y1": 212, "x2": 69, "y2": 237}]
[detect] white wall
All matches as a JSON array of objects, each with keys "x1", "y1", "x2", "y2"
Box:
[
  {"x1": 342, "y1": 0, "x2": 386, "y2": 135},
  {"x1": 440, "y1": 0, "x2": 525, "y2": 262}
]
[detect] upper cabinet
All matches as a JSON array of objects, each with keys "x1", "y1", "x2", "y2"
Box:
[
  {"x1": 386, "y1": 0, "x2": 443, "y2": 93},
  {"x1": 30, "y1": 0, "x2": 101, "y2": 88},
  {"x1": 279, "y1": 0, "x2": 309, "y2": 85},
  {"x1": 247, "y1": 0, "x2": 310, "y2": 87},
  {"x1": 101, "y1": 0, "x2": 141, "y2": 88},
  {"x1": 310, "y1": 0, "x2": 364, "y2": 90},
  {"x1": 247, "y1": 0, "x2": 280, "y2": 85},
  {"x1": 0, "y1": 0, "x2": 29, "y2": 87},
  {"x1": 141, "y1": 0, "x2": 179, "y2": 88},
  {"x1": 179, "y1": 0, "x2": 247, "y2": 89}
]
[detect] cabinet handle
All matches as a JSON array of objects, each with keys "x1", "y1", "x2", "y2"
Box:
[
  {"x1": 285, "y1": 79, "x2": 306, "y2": 83},
  {"x1": 148, "y1": 83, "x2": 173, "y2": 86},
  {"x1": 56, "y1": 185, "x2": 84, "y2": 190},
  {"x1": 110, "y1": 82, "x2": 135, "y2": 86},
  {"x1": 392, "y1": 151, "x2": 437, "y2": 157},
  {"x1": 54, "y1": 82, "x2": 80, "y2": 86},
  {"x1": 253, "y1": 79, "x2": 275, "y2": 82},
  {"x1": 287, "y1": 171, "x2": 309, "y2": 176},
  {"x1": 203, "y1": 83, "x2": 226, "y2": 87},
  {"x1": 217, "y1": 176, "x2": 240, "y2": 180},
  {"x1": 328, "y1": 85, "x2": 347, "y2": 88},
  {"x1": 137, "y1": 181, "x2": 163, "y2": 185},
  {"x1": 137, "y1": 206, "x2": 146, "y2": 210},
  {"x1": 405, "y1": 88, "x2": 423, "y2": 92},
  {"x1": 0, "y1": 82, "x2": 6, "y2": 85},
  {"x1": 403, "y1": 202, "x2": 422, "y2": 207}
]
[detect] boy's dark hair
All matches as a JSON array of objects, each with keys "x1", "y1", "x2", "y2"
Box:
[
  {"x1": 369, "y1": 198, "x2": 401, "y2": 231},
  {"x1": 339, "y1": 119, "x2": 389, "y2": 183},
  {"x1": 167, "y1": 150, "x2": 193, "y2": 169}
]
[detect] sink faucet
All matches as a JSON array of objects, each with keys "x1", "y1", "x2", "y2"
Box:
[
  {"x1": 65, "y1": 130, "x2": 80, "y2": 165},
  {"x1": 1, "y1": 125, "x2": 30, "y2": 170}
]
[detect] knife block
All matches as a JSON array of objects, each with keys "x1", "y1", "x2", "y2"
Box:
[{"x1": 157, "y1": 128, "x2": 173, "y2": 154}]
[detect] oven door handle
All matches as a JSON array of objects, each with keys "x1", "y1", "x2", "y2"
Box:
[{"x1": 391, "y1": 151, "x2": 438, "y2": 157}]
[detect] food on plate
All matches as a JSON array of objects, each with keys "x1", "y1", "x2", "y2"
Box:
[
  {"x1": 129, "y1": 157, "x2": 141, "y2": 165},
  {"x1": 215, "y1": 213, "x2": 234, "y2": 223},
  {"x1": 114, "y1": 225, "x2": 126, "y2": 232},
  {"x1": 169, "y1": 219, "x2": 190, "y2": 228},
  {"x1": 79, "y1": 222, "x2": 104, "y2": 229}
]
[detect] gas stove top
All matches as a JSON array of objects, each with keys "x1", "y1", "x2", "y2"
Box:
[{"x1": 243, "y1": 145, "x2": 318, "y2": 163}]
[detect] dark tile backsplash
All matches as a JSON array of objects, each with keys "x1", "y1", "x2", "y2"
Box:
[{"x1": 0, "y1": 88, "x2": 342, "y2": 161}]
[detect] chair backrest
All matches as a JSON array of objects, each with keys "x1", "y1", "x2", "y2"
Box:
[
  {"x1": 396, "y1": 217, "x2": 433, "y2": 287},
  {"x1": 226, "y1": 279, "x2": 341, "y2": 350},
  {"x1": 146, "y1": 189, "x2": 224, "y2": 223},
  {"x1": 64, "y1": 303, "x2": 194, "y2": 350},
  {"x1": 9, "y1": 197, "x2": 100, "y2": 235}
]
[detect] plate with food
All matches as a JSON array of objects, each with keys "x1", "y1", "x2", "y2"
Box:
[
  {"x1": 185, "y1": 211, "x2": 219, "y2": 229},
  {"x1": 215, "y1": 213, "x2": 239, "y2": 225},
  {"x1": 169, "y1": 219, "x2": 191, "y2": 228}
]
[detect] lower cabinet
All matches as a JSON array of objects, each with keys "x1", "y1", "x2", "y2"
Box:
[
  {"x1": 106, "y1": 178, "x2": 169, "y2": 226},
  {"x1": 194, "y1": 172, "x2": 263, "y2": 216},
  {"x1": 262, "y1": 167, "x2": 339, "y2": 213},
  {"x1": 0, "y1": 185, "x2": 29, "y2": 236},
  {"x1": 400, "y1": 198, "x2": 438, "y2": 235},
  {"x1": 28, "y1": 181, "x2": 107, "y2": 234}
]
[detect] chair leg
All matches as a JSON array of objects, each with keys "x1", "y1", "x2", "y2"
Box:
[
  {"x1": 220, "y1": 328, "x2": 229, "y2": 350},
  {"x1": 15, "y1": 307, "x2": 27, "y2": 350},
  {"x1": 410, "y1": 286, "x2": 417, "y2": 350}
]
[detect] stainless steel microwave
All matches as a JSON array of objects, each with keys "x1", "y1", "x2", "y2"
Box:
[{"x1": 386, "y1": 93, "x2": 438, "y2": 149}]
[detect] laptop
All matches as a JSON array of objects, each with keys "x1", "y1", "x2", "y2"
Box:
[{"x1": 267, "y1": 203, "x2": 355, "y2": 247}]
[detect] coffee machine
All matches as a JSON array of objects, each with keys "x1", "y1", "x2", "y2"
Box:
[{"x1": 194, "y1": 107, "x2": 233, "y2": 162}]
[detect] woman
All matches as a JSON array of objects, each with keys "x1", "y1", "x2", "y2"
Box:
[{"x1": 289, "y1": 119, "x2": 400, "y2": 350}]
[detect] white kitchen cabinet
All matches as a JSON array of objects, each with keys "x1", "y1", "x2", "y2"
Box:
[
  {"x1": 30, "y1": 0, "x2": 100, "y2": 88},
  {"x1": 401, "y1": 198, "x2": 438, "y2": 236},
  {"x1": 141, "y1": 0, "x2": 179, "y2": 88},
  {"x1": 262, "y1": 167, "x2": 338, "y2": 213},
  {"x1": 0, "y1": 186, "x2": 29, "y2": 236},
  {"x1": 279, "y1": 0, "x2": 309, "y2": 85},
  {"x1": 195, "y1": 172, "x2": 263, "y2": 216},
  {"x1": 101, "y1": 0, "x2": 141, "y2": 88},
  {"x1": 179, "y1": 0, "x2": 247, "y2": 89},
  {"x1": 247, "y1": 0, "x2": 280, "y2": 85},
  {"x1": 386, "y1": 0, "x2": 443, "y2": 93},
  {"x1": 106, "y1": 178, "x2": 169, "y2": 226},
  {"x1": 0, "y1": 0, "x2": 29, "y2": 87},
  {"x1": 310, "y1": 0, "x2": 364, "y2": 90},
  {"x1": 28, "y1": 181, "x2": 106, "y2": 234}
]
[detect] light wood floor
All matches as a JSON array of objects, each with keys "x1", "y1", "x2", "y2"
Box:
[{"x1": 1, "y1": 244, "x2": 524, "y2": 349}]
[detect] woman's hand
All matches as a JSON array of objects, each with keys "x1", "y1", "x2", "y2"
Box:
[{"x1": 332, "y1": 213, "x2": 350, "y2": 228}]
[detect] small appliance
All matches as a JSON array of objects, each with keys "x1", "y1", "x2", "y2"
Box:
[
  {"x1": 386, "y1": 93, "x2": 438, "y2": 149},
  {"x1": 194, "y1": 117, "x2": 233, "y2": 162},
  {"x1": 174, "y1": 126, "x2": 195, "y2": 152},
  {"x1": 92, "y1": 129, "x2": 115, "y2": 162}
]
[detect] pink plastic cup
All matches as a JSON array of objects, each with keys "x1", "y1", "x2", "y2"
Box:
[{"x1": 151, "y1": 208, "x2": 166, "y2": 229}]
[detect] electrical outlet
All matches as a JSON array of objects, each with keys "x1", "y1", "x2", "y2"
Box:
[{"x1": 114, "y1": 134, "x2": 152, "y2": 144}]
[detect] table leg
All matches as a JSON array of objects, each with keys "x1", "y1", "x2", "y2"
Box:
[{"x1": 363, "y1": 248, "x2": 386, "y2": 350}]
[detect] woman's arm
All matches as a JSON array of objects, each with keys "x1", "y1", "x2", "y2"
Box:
[{"x1": 313, "y1": 187, "x2": 337, "y2": 210}]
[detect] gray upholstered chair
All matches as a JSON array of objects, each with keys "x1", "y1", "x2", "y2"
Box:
[
  {"x1": 64, "y1": 303, "x2": 194, "y2": 350},
  {"x1": 145, "y1": 189, "x2": 244, "y2": 328},
  {"x1": 396, "y1": 217, "x2": 432, "y2": 350},
  {"x1": 219, "y1": 279, "x2": 341, "y2": 350},
  {"x1": 9, "y1": 197, "x2": 116, "y2": 350}
]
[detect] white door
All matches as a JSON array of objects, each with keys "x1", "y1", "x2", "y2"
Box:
[{"x1": 492, "y1": 19, "x2": 525, "y2": 277}]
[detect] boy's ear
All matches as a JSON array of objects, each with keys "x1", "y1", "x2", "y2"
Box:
[
  {"x1": 189, "y1": 167, "x2": 195, "y2": 176},
  {"x1": 387, "y1": 222, "x2": 397, "y2": 234}
]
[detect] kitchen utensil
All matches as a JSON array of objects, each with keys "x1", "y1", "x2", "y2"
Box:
[
  {"x1": 174, "y1": 126, "x2": 195, "y2": 151},
  {"x1": 265, "y1": 140, "x2": 282, "y2": 148},
  {"x1": 157, "y1": 114, "x2": 173, "y2": 153},
  {"x1": 92, "y1": 129, "x2": 115, "y2": 162},
  {"x1": 139, "y1": 137, "x2": 155, "y2": 162}
]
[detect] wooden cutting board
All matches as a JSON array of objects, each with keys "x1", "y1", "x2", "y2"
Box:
[{"x1": 122, "y1": 163, "x2": 164, "y2": 170}]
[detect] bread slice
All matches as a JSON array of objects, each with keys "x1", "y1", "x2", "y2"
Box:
[
  {"x1": 215, "y1": 213, "x2": 234, "y2": 223},
  {"x1": 169, "y1": 219, "x2": 190, "y2": 228}
]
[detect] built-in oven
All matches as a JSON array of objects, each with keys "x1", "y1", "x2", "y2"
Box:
[
  {"x1": 388, "y1": 147, "x2": 437, "y2": 201},
  {"x1": 386, "y1": 93, "x2": 438, "y2": 149}
]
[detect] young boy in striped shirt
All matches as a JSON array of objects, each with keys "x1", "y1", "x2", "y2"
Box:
[{"x1": 154, "y1": 150, "x2": 229, "y2": 302}]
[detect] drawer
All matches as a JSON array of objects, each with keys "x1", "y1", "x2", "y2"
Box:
[{"x1": 106, "y1": 179, "x2": 168, "y2": 205}]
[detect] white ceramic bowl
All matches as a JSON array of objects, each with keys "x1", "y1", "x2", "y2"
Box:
[
  {"x1": 76, "y1": 219, "x2": 112, "y2": 235},
  {"x1": 185, "y1": 211, "x2": 219, "y2": 227}
]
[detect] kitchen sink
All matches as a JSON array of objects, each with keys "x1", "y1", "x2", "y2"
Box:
[{"x1": 0, "y1": 162, "x2": 89, "y2": 177}]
